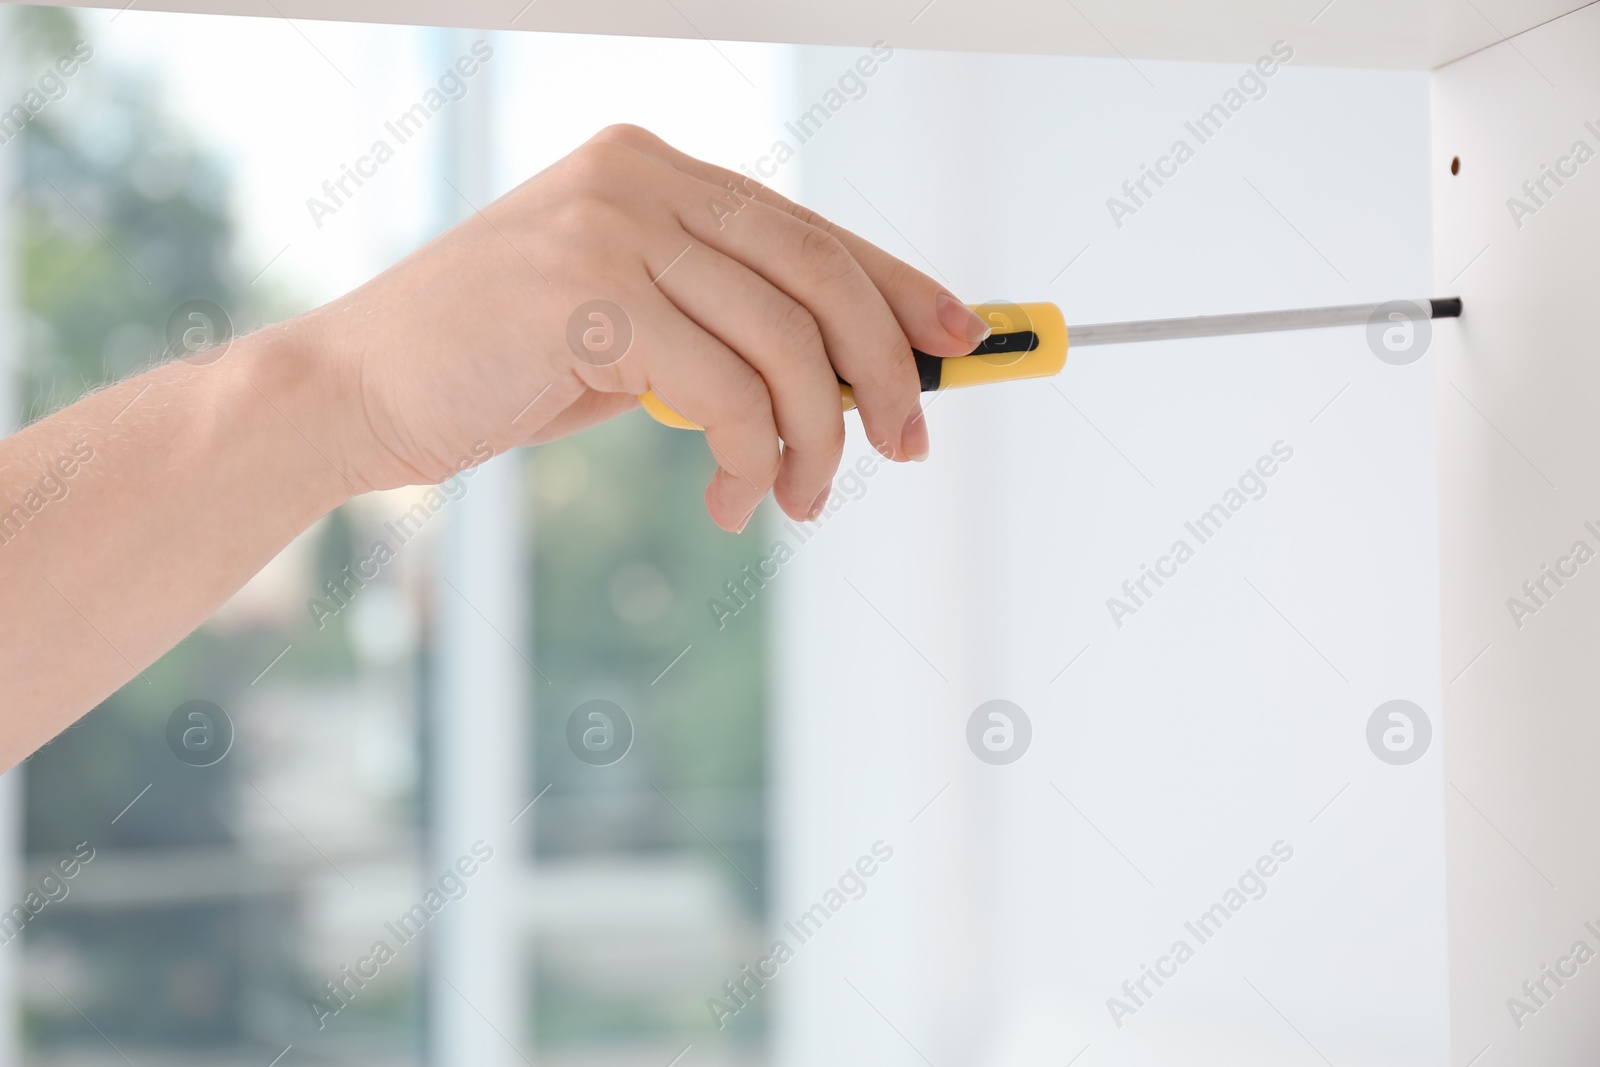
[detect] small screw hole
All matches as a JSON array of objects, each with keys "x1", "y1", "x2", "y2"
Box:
[{"x1": 1450, "y1": 156, "x2": 1461, "y2": 176}]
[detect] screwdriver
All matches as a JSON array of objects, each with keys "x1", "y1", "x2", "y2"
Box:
[{"x1": 638, "y1": 298, "x2": 1462, "y2": 430}]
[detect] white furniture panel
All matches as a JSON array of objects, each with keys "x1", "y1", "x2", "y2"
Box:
[
  {"x1": 8, "y1": 0, "x2": 1593, "y2": 69},
  {"x1": 1434, "y1": 6, "x2": 1600, "y2": 1064}
]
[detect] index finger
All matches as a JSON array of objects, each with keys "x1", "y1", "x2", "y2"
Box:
[{"x1": 586, "y1": 126, "x2": 992, "y2": 360}]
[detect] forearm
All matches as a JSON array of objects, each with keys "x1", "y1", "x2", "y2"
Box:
[{"x1": 0, "y1": 324, "x2": 350, "y2": 765}]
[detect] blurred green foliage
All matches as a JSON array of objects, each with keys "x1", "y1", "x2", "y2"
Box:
[
  {"x1": 13, "y1": 8, "x2": 241, "y2": 421},
  {"x1": 11, "y1": 4, "x2": 267, "y2": 850},
  {"x1": 9, "y1": 7, "x2": 770, "y2": 1059},
  {"x1": 10, "y1": 6, "x2": 313, "y2": 1054}
]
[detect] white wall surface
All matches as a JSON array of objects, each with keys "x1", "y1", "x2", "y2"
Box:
[
  {"x1": 1434, "y1": 7, "x2": 1600, "y2": 1065},
  {"x1": 772, "y1": 43, "x2": 1447, "y2": 1067}
]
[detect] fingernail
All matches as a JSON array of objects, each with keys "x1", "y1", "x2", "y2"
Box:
[
  {"x1": 807, "y1": 486, "x2": 832, "y2": 521},
  {"x1": 937, "y1": 291, "x2": 991, "y2": 348},
  {"x1": 735, "y1": 506, "x2": 757, "y2": 534},
  {"x1": 902, "y1": 406, "x2": 929, "y2": 462}
]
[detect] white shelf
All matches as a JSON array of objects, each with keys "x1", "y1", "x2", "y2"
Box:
[{"x1": 12, "y1": 0, "x2": 1591, "y2": 69}]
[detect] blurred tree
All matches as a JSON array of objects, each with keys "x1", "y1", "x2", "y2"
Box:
[
  {"x1": 9, "y1": 7, "x2": 298, "y2": 1055},
  {"x1": 8, "y1": 9, "x2": 774, "y2": 1060},
  {"x1": 13, "y1": 7, "x2": 239, "y2": 420},
  {"x1": 12, "y1": 5, "x2": 257, "y2": 845}
]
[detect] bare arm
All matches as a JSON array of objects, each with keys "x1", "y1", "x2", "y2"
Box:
[
  {"x1": 0, "y1": 124, "x2": 991, "y2": 767},
  {"x1": 0, "y1": 327, "x2": 347, "y2": 760}
]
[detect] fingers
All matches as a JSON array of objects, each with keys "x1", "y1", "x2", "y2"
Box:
[
  {"x1": 588, "y1": 124, "x2": 991, "y2": 359},
  {"x1": 575, "y1": 285, "x2": 780, "y2": 532},
  {"x1": 554, "y1": 127, "x2": 987, "y2": 529},
  {"x1": 652, "y1": 243, "x2": 846, "y2": 521},
  {"x1": 834, "y1": 231, "x2": 994, "y2": 355},
  {"x1": 680, "y1": 195, "x2": 921, "y2": 461}
]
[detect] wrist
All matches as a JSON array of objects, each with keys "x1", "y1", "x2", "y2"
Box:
[{"x1": 222, "y1": 319, "x2": 361, "y2": 515}]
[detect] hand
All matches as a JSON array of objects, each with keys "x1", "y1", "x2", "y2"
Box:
[{"x1": 290, "y1": 124, "x2": 992, "y2": 531}]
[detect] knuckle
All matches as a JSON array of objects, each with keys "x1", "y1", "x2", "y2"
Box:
[
  {"x1": 550, "y1": 195, "x2": 633, "y2": 247},
  {"x1": 878, "y1": 253, "x2": 922, "y2": 295},
  {"x1": 797, "y1": 226, "x2": 858, "y2": 285},
  {"x1": 774, "y1": 299, "x2": 825, "y2": 357},
  {"x1": 563, "y1": 140, "x2": 643, "y2": 193},
  {"x1": 853, "y1": 340, "x2": 918, "y2": 399},
  {"x1": 726, "y1": 384, "x2": 782, "y2": 487},
  {"x1": 729, "y1": 364, "x2": 775, "y2": 421},
  {"x1": 787, "y1": 201, "x2": 827, "y2": 230},
  {"x1": 819, "y1": 417, "x2": 847, "y2": 459},
  {"x1": 589, "y1": 123, "x2": 659, "y2": 150}
]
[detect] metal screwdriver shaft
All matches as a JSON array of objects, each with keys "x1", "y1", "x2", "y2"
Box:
[
  {"x1": 640, "y1": 298, "x2": 1463, "y2": 430},
  {"x1": 1068, "y1": 297, "x2": 1462, "y2": 347}
]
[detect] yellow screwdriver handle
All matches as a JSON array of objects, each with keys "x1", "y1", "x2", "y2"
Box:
[{"x1": 639, "y1": 301, "x2": 1067, "y2": 431}]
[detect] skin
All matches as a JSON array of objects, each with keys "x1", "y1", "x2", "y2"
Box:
[{"x1": 0, "y1": 125, "x2": 991, "y2": 768}]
